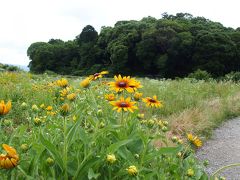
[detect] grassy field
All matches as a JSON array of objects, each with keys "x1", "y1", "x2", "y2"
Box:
[{"x1": 1, "y1": 71, "x2": 238, "y2": 179}]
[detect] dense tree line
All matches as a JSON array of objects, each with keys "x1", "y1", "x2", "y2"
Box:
[{"x1": 27, "y1": 13, "x2": 240, "y2": 78}]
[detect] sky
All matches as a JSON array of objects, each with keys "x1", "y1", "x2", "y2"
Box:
[{"x1": 0, "y1": 0, "x2": 240, "y2": 66}]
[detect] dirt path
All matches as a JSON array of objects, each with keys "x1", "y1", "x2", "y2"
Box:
[{"x1": 196, "y1": 118, "x2": 240, "y2": 179}]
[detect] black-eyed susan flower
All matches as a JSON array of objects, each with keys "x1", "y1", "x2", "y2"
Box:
[
  {"x1": 67, "y1": 93, "x2": 76, "y2": 101},
  {"x1": 129, "y1": 79, "x2": 142, "y2": 91},
  {"x1": 105, "y1": 94, "x2": 115, "y2": 101},
  {"x1": 108, "y1": 75, "x2": 141, "y2": 93},
  {"x1": 126, "y1": 165, "x2": 138, "y2": 176},
  {"x1": 110, "y1": 97, "x2": 138, "y2": 113},
  {"x1": 187, "y1": 133, "x2": 202, "y2": 148},
  {"x1": 60, "y1": 87, "x2": 70, "y2": 97},
  {"x1": 0, "y1": 144, "x2": 19, "y2": 169},
  {"x1": 46, "y1": 106, "x2": 53, "y2": 111},
  {"x1": 142, "y1": 95, "x2": 163, "y2": 108},
  {"x1": 89, "y1": 71, "x2": 109, "y2": 81},
  {"x1": 0, "y1": 100, "x2": 11, "y2": 115},
  {"x1": 80, "y1": 77, "x2": 91, "y2": 88},
  {"x1": 133, "y1": 92, "x2": 143, "y2": 101},
  {"x1": 34, "y1": 117, "x2": 42, "y2": 126},
  {"x1": 106, "y1": 154, "x2": 116, "y2": 164},
  {"x1": 60, "y1": 103, "x2": 70, "y2": 116},
  {"x1": 56, "y1": 78, "x2": 68, "y2": 88}
]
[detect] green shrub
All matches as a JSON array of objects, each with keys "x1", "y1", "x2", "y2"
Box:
[
  {"x1": 188, "y1": 69, "x2": 212, "y2": 80},
  {"x1": 224, "y1": 71, "x2": 240, "y2": 82}
]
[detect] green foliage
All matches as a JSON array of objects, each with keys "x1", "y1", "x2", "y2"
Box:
[
  {"x1": 0, "y1": 72, "x2": 212, "y2": 179},
  {"x1": 224, "y1": 71, "x2": 240, "y2": 82},
  {"x1": 27, "y1": 13, "x2": 240, "y2": 78},
  {"x1": 188, "y1": 69, "x2": 212, "y2": 80},
  {"x1": 0, "y1": 63, "x2": 22, "y2": 72}
]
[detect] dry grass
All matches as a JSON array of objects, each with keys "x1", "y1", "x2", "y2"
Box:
[{"x1": 167, "y1": 92, "x2": 240, "y2": 139}]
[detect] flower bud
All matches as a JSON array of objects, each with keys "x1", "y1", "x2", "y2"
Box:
[
  {"x1": 46, "y1": 157, "x2": 54, "y2": 166},
  {"x1": 3, "y1": 119, "x2": 11, "y2": 126},
  {"x1": 21, "y1": 102, "x2": 28, "y2": 109},
  {"x1": 187, "y1": 169, "x2": 194, "y2": 177},
  {"x1": 20, "y1": 144, "x2": 29, "y2": 152},
  {"x1": 106, "y1": 154, "x2": 116, "y2": 164},
  {"x1": 171, "y1": 136, "x2": 178, "y2": 143},
  {"x1": 126, "y1": 165, "x2": 138, "y2": 176}
]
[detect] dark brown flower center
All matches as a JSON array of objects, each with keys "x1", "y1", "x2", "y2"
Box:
[
  {"x1": 149, "y1": 99, "x2": 157, "y2": 103},
  {"x1": 119, "y1": 102, "x2": 128, "y2": 107},
  {"x1": 118, "y1": 81, "x2": 127, "y2": 87}
]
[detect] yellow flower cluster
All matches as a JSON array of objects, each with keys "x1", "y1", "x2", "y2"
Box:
[
  {"x1": 56, "y1": 78, "x2": 68, "y2": 88},
  {"x1": 0, "y1": 144, "x2": 19, "y2": 169}
]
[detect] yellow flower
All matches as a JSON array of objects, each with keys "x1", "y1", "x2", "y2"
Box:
[
  {"x1": 67, "y1": 93, "x2": 76, "y2": 101},
  {"x1": 110, "y1": 97, "x2": 138, "y2": 113},
  {"x1": 187, "y1": 133, "x2": 202, "y2": 148},
  {"x1": 0, "y1": 144, "x2": 19, "y2": 169},
  {"x1": 108, "y1": 75, "x2": 142, "y2": 93},
  {"x1": 106, "y1": 154, "x2": 116, "y2": 164},
  {"x1": 34, "y1": 117, "x2": 42, "y2": 125},
  {"x1": 142, "y1": 95, "x2": 163, "y2": 108},
  {"x1": 134, "y1": 92, "x2": 143, "y2": 101},
  {"x1": 89, "y1": 71, "x2": 109, "y2": 81},
  {"x1": 40, "y1": 104, "x2": 45, "y2": 109},
  {"x1": 80, "y1": 77, "x2": 91, "y2": 88},
  {"x1": 46, "y1": 106, "x2": 53, "y2": 111},
  {"x1": 105, "y1": 94, "x2": 115, "y2": 101},
  {"x1": 126, "y1": 165, "x2": 138, "y2": 176},
  {"x1": 60, "y1": 103, "x2": 70, "y2": 116},
  {"x1": 60, "y1": 87, "x2": 70, "y2": 97},
  {"x1": 56, "y1": 78, "x2": 68, "y2": 88},
  {"x1": 0, "y1": 100, "x2": 11, "y2": 115}
]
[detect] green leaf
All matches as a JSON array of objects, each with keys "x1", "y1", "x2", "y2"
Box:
[
  {"x1": 88, "y1": 168, "x2": 101, "y2": 179},
  {"x1": 157, "y1": 146, "x2": 183, "y2": 154},
  {"x1": 67, "y1": 117, "x2": 82, "y2": 145},
  {"x1": 107, "y1": 139, "x2": 134, "y2": 153},
  {"x1": 73, "y1": 157, "x2": 101, "y2": 179},
  {"x1": 39, "y1": 133, "x2": 64, "y2": 171}
]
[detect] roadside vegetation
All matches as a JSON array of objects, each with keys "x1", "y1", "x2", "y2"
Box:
[{"x1": 1, "y1": 71, "x2": 238, "y2": 179}]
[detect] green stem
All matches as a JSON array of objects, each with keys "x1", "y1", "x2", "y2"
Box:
[
  {"x1": 88, "y1": 88, "x2": 98, "y2": 110},
  {"x1": 63, "y1": 116, "x2": 68, "y2": 180},
  {"x1": 212, "y1": 163, "x2": 240, "y2": 177},
  {"x1": 17, "y1": 166, "x2": 29, "y2": 178},
  {"x1": 121, "y1": 111, "x2": 124, "y2": 125}
]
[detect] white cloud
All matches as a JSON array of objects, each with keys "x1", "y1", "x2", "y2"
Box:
[{"x1": 0, "y1": 0, "x2": 239, "y2": 66}]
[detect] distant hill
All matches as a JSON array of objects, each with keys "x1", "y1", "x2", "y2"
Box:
[{"x1": 16, "y1": 65, "x2": 29, "y2": 71}]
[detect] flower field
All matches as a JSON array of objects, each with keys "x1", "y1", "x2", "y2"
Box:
[{"x1": 1, "y1": 71, "x2": 240, "y2": 179}]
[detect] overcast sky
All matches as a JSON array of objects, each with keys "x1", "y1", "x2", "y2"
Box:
[{"x1": 0, "y1": 0, "x2": 239, "y2": 66}]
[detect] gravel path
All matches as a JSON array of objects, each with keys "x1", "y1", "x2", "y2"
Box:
[{"x1": 196, "y1": 118, "x2": 240, "y2": 179}]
